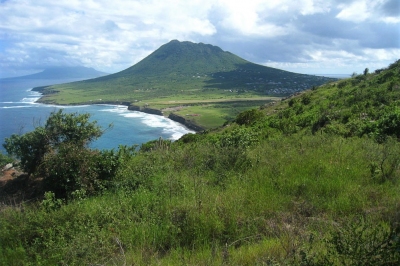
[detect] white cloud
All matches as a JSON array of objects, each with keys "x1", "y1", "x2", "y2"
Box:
[
  {"x1": 336, "y1": 0, "x2": 370, "y2": 22},
  {"x1": 264, "y1": 46, "x2": 400, "y2": 75},
  {"x1": 0, "y1": 0, "x2": 219, "y2": 75},
  {"x1": 297, "y1": 0, "x2": 331, "y2": 15},
  {"x1": 363, "y1": 48, "x2": 400, "y2": 61},
  {"x1": 215, "y1": 0, "x2": 285, "y2": 37},
  {"x1": 336, "y1": 0, "x2": 400, "y2": 23},
  {"x1": 0, "y1": 0, "x2": 398, "y2": 77},
  {"x1": 213, "y1": 0, "x2": 331, "y2": 37}
]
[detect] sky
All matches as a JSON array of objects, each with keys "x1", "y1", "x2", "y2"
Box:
[{"x1": 0, "y1": 0, "x2": 399, "y2": 78}]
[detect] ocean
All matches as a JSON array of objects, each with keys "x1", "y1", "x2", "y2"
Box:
[{"x1": 0, "y1": 78, "x2": 194, "y2": 152}]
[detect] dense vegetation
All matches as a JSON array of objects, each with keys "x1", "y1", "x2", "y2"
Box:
[
  {"x1": 1, "y1": 60, "x2": 399, "y2": 265},
  {"x1": 34, "y1": 40, "x2": 333, "y2": 129}
]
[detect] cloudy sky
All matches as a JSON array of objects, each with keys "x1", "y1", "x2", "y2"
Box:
[{"x1": 0, "y1": 0, "x2": 399, "y2": 78}]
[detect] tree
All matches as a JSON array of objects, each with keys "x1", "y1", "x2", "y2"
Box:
[
  {"x1": 235, "y1": 109, "x2": 265, "y2": 126},
  {"x1": 2, "y1": 110, "x2": 118, "y2": 199},
  {"x1": 4, "y1": 127, "x2": 49, "y2": 176},
  {"x1": 364, "y1": 67, "x2": 369, "y2": 76},
  {"x1": 3, "y1": 110, "x2": 103, "y2": 176}
]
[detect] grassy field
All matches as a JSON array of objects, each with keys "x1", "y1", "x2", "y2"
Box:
[
  {"x1": 164, "y1": 100, "x2": 278, "y2": 129},
  {"x1": 38, "y1": 86, "x2": 282, "y2": 129}
]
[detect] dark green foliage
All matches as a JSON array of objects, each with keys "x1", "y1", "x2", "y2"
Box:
[
  {"x1": 375, "y1": 108, "x2": 400, "y2": 140},
  {"x1": 288, "y1": 98, "x2": 297, "y2": 107},
  {"x1": 41, "y1": 191, "x2": 64, "y2": 212},
  {"x1": 235, "y1": 108, "x2": 265, "y2": 126},
  {"x1": 140, "y1": 137, "x2": 172, "y2": 152},
  {"x1": 43, "y1": 109, "x2": 103, "y2": 146},
  {"x1": 299, "y1": 217, "x2": 400, "y2": 265},
  {"x1": 3, "y1": 110, "x2": 103, "y2": 176},
  {"x1": 337, "y1": 80, "x2": 347, "y2": 88},
  {"x1": 301, "y1": 94, "x2": 311, "y2": 105},
  {"x1": 4, "y1": 127, "x2": 48, "y2": 176},
  {"x1": 0, "y1": 151, "x2": 13, "y2": 167},
  {"x1": 2, "y1": 110, "x2": 123, "y2": 199},
  {"x1": 176, "y1": 132, "x2": 203, "y2": 144},
  {"x1": 40, "y1": 143, "x2": 113, "y2": 198},
  {"x1": 326, "y1": 219, "x2": 399, "y2": 265},
  {"x1": 217, "y1": 126, "x2": 259, "y2": 149}
]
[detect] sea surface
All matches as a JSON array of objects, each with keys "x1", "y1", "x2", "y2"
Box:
[{"x1": 0, "y1": 78, "x2": 194, "y2": 152}]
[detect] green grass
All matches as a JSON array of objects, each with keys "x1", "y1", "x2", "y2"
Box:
[
  {"x1": 1, "y1": 133, "x2": 399, "y2": 265},
  {"x1": 166, "y1": 100, "x2": 275, "y2": 129},
  {"x1": 1, "y1": 60, "x2": 399, "y2": 265}
]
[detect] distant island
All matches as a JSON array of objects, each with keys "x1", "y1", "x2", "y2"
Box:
[{"x1": 1, "y1": 66, "x2": 107, "y2": 81}]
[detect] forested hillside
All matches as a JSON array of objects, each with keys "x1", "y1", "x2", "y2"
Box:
[{"x1": 1, "y1": 60, "x2": 399, "y2": 265}]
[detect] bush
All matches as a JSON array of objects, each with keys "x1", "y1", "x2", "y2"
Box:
[
  {"x1": 301, "y1": 94, "x2": 311, "y2": 105},
  {"x1": 235, "y1": 109, "x2": 265, "y2": 126},
  {"x1": 0, "y1": 152, "x2": 13, "y2": 167},
  {"x1": 140, "y1": 137, "x2": 172, "y2": 152},
  {"x1": 299, "y1": 217, "x2": 400, "y2": 265},
  {"x1": 40, "y1": 143, "x2": 105, "y2": 198},
  {"x1": 376, "y1": 108, "x2": 400, "y2": 140},
  {"x1": 2, "y1": 110, "x2": 116, "y2": 199},
  {"x1": 3, "y1": 110, "x2": 103, "y2": 176},
  {"x1": 218, "y1": 126, "x2": 259, "y2": 149}
]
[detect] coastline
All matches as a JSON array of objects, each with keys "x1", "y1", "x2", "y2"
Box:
[
  {"x1": 128, "y1": 104, "x2": 205, "y2": 132},
  {"x1": 33, "y1": 88, "x2": 204, "y2": 133}
]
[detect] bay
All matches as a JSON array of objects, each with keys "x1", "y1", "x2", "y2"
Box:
[{"x1": 0, "y1": 78, "x2": 194, "y2": 153}]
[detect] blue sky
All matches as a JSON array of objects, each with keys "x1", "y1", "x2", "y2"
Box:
[{"x1": 0, "y1": 0, "x2": 399, "y2": 78}]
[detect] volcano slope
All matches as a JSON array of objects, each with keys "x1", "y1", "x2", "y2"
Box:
[{"x1": 35, "y1": 40, "x2": 334, "y2": 129}]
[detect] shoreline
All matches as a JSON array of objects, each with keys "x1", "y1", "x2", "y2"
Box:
[{"x1": 33, "y1": 89, "x2": 204, "y2": 133}]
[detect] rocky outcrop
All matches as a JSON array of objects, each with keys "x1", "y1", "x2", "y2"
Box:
[
  {"x1": 2, "y1": 163, "x2": 13, "y2": 172},
  {"x1": 142, "y1": 107, "x2": 163, "y2": 116},
  {"x1": 168, "y1": 113, "x2": 205, "y2": 132},
  {"x1": 127, "y1": 105, "x2": 163, "y2": 116},
  {"x1": 128, "y1": 104, "x2": 141, "y2": 111}
]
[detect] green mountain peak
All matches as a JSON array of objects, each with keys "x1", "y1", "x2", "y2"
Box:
[
  {"x1": 115, "y1": 40, "x2": 247, "y2": 77},
  {"x1": 36, "y1": 40, "x2": 335, "y2": 129}
]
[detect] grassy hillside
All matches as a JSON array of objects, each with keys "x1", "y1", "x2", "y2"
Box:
[
  {"x1": 1, "y1": 60, "x2": 399, "y2": 265},
  {"x1": 35, "y1": 41, "x2": 333, "y2": 129}
]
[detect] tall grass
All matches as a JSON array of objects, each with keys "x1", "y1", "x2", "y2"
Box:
[{"x1": 1, "y1": 132, "x2": 398, "y2": 265}]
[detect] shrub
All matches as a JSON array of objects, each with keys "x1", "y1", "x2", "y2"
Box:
[
  {"x1": 140, "y1": 137, "x2": 172, "y2": 152},
  {"x1": 0, "y1": 152, "x2": 13, "y2": 167},
  {"x1": 376, "y1": 108, "x2": 400, "y2": 140},
  {"x1": 235, "y1": 109, "x2": 265, "y2": 126},
  {"x1": 3, "y1": 110, "x2": 103, "y2": 176},
  {"x1": 2, "y1": 110, "x2": 117, "y2": 199},
  {"x1": 301, "y1": 94, "x2": 311, "y2": 105},
  {"x1": 218, "y1": 127, "x2": 259, "y2": 149}
]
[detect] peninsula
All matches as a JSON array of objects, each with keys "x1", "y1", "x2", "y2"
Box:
[{"x1": 34, "y1": 40, "x2": 334, "y2": 129}]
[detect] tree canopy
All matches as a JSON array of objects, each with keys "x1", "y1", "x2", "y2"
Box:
[
  {"x1": 2, "y1": 110, "x2": 119, "y2": 198},
  {"x1": 4, "y1": 110, "x2": 103, "y2": 176}
]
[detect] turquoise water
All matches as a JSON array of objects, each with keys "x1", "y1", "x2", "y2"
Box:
[{"x1": 0, "y1": 79, "x2": 194, "y2": 152}]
